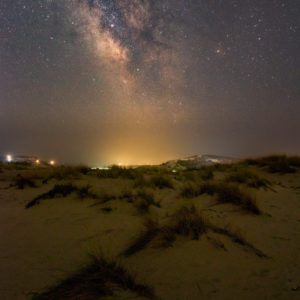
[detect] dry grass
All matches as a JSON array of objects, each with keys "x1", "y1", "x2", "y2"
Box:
[
  {"x1": 33, "y1": 255, "x2": 156, "y2": 299},
  {"x1": 26, "y1": 184, "x2": 102, "y2": 209},
  {"x1": 215, "y1": 183, "x2": 261, "y2": 214},
  {"x1": 225, "y1": 169, "x2": 270, "y2": 189},
  {"x1": 209, "y1": 225, "x2": 268, "y2": 258},
  {"x1": 243, "y1": 155, "x2": 300, "y2": 174},
  {"x1": 123, "y1": 219, "x2": 159, "y2": 256},
  {"x1": 181, "y1": 181, "x2": 261, "y2": 214},
  {"x1": 168, "y1": 205, "x2": 207, "y2": 240},
  {"x1": 12, "y1": 174, "x2": 36, "y2": 189},
  {"x1": 134, "y1": 189, "x2": 160, "y2": 213},
  {"x1": 124, "y1": 205, "x2": 207, "y2": 254}
]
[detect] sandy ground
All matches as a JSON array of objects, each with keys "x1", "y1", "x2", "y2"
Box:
[{"x1": 0, "y1": 166, "x2": 299, "y2": 299}]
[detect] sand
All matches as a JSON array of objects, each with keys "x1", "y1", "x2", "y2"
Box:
[{"x1": 0, "y1": 165, "x2": 299, "y2": 299}]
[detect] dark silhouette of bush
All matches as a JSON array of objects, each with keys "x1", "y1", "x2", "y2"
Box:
[
  {"x1": 33, "y1": 255, "x2": 156, "y2": 299},
  {"x1": 225, "y1": 169, "x2": 270, "y2": 189},
  {"x1": 123, "y1": 219, "x2": 159, "y2": 256},
  {"x1": 243, "y1": 155, "x2": 300, "y2": 174},
  {"x1": 13, "y1": 174, "x2": 36, "y2": 189},
  {"x1": 134, "y1": 189, "x2": 160, "y2": 213},
  {"x1": 150, "y1": 174, "x2": 173, "y2": 189},
  {"x1": 26, "y1": 183, "x2": 101, "y2": 208},
  {"x1": 181, "y1": 181, "x2": 261, "y2": 214}
]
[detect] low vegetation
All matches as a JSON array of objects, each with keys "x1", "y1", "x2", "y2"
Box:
[
  {"x1": 215, "y1": 183, "x2": 261, "y2": 214},
  {"x1": 123, "y1": 219, "x2": 160, "y2": 256},
  {"x1": 225, "y1": 169, "x2": 270, "y2": 189},
  {"x1": 124, "y1": 206, "x2": 208, "y2": 255},
  {"x1": 243, "y1": 155, "x2": 300, "y2": 174},
  {"x1": 13, "y1": 174, "x2": 36, "y2": 189},
  {"x1": 181, "y1": 181, "x2": 261, "y2": 214},
  {"x1": 134, "y1": 189, "x2": 160, "y2": 213},
  {"x1": 89, "y1": 165, "x2": 138, "y2": 180},
  {"x1": 123, "y1": 205, "x2": 266, "y2": 257},
  {"x1": 209, "y1": 225, "x2": 268, "y2": 258},
  {"x1": 33, "y1": 255, "x2": 156, "y2": 299},
  {"x1": 25, "y1": 183, "x2": 100, "y2": 209},
  {"x1": 168, "y1": 205, "x2": 208, "y2": 240},
  {"x1": 134, "y1": 173, "x2": 174, "y2": 189}
]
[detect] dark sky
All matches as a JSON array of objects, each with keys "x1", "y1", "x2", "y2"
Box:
[{"x1": 0, "y1": 0, "x2": 299, "y2": 165}]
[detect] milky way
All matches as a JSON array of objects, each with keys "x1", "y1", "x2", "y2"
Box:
[{"x1": 0, "y1": 1, "x2": 299, "y2": 165}]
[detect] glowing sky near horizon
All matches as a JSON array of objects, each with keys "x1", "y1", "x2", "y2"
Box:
[{"x1": 0, "y1": 0, "x2": 300, "y2": 165}]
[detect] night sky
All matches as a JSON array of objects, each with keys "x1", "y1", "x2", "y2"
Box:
[{"x1": 0, "y1": 0, "x2": 299, "y2": 165}]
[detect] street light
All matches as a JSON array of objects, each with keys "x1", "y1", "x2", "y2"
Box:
[{"x1": 6, "y1": 154, "x2": 12, "y2": 162}]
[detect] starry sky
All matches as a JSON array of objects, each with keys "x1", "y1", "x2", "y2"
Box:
[{"x1": 0, "y1": 0, "x2": 299, "y2": 165}]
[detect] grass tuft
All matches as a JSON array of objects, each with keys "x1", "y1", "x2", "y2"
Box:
[
  {"x1": 13, "y1": 174, "x2": 36, "y2": 189},
  {"x1": 169, "y1": 205, "x2": 207, "y2": 240},
  {"x1": 123, "y1": 219, "x2": 159, "y2": 256},
  {"x1": 149, "y1": 174, "x2": 173, "y2": 189},
  {"x1": 225, "y1": 169, "x2": 270, "y2": 189},
  {"x1": 25, "y1": 183, "x2": 77, "y2": 208},
  {"x1": 243, "y1": 155, "x2": 300, "y2": 174},
  {"x1": 33, "y1": 255, "x2": 156, "y2": 299},
  {"x1": 215, "y1": 183, "x2": 261, "y2": 214}
]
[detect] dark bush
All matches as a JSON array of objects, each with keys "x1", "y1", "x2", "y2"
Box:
[{"x1": 33, "y1": 255, "x2": 156, "y2": 299}]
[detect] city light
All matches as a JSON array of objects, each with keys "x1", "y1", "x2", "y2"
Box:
[
  {"x1": 49, "y1": 160, "x2": 55, "y2": 165},
  {"x1": 36, "y1": 159, "x2": 40, "y2": 164},
  {"x1": 6, "y1": 154, "x2": 12, "y2": 162}
]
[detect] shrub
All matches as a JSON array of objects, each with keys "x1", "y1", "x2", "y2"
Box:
[
  {"x1": 243, "y1": 155, "x2": 300, "y2": 174},
  {"x1": 13, "y1": 174, "x2": 36, "y2": 189},
  {"x1": 26, "y1": 183, "x2": 101, "y2": 208},
  {"x1": 150, "y1": 174, "x2": 173, "y2": 189},
  {"x1": 184, "y1": 181, "x2": 261, "y2": 214},
  {"x1": 215, "y1": 183, "x2": 260, "y2": 214},
  {"x1": 26, "y1": 183, "x2": 77, "y2": 208},
  {"x1": 33, "y1": 255, "x2": 156, "y2": 299},
  {"x1": 135, "y1": 189, "x2": 160, "y2": 213},
  {"x1": 198, "y1": 166, "x2": 214, "y2": 180},
  {"x1": 225, "y1": 170, "x2": 270, "y2": 189},
  {"x1": 169, "y1": 205, "x2": 207, "y2": 240},
  {"x1": 91, "y1": 165, "x2": 138, "y2": 180},
  {"x1": 180, "y1": 182, "x2": 200, "y2": 198},
  {"x1": 76, "y1": 185, "x2": 99, "y2": 199}
]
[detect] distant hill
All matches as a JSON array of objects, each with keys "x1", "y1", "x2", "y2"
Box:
[{"x1": 162, "y1": 154, "x2": 237, "y2": 168}]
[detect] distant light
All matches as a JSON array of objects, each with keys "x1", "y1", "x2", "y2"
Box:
[
  {"x1": 49, "y1": 160, "x2": 55, "y2": 165},
  {"x1": 172, "y1": 169, "x2": 177, "y2": 173},
  {"x1": 6, "y1": 154, "x2": 12, "y2": 162},
  {"x1": 36, "y1": 159, "x2": 40, "y2": 164}
]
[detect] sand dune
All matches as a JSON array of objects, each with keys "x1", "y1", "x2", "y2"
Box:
[{"x1": 0, "y1": 158, "x2": 299, "y2": 299}]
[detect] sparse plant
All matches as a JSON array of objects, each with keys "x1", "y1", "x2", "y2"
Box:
[
  {"x1": 77, "y1": 184, "x2": 99, "y2": 199},
  {"x1": 33, "y1": 255, "x2": 156, "y2": 299},
  {"x1": 91, "y1": 165, "x2": 139, "y2": 179},
  {"x1": 180, "y1": 182, "x2": 200, "y2": 198},
  {"x1": 123, "y1": 219, "x2": 159, "y2": 256},
  {"x1": 13, "y1": 174, "x2": 36, "y2": 189},
  {"x1": 209, "y1": 225, "x2": 267, "y2": 258},
  {"x1": 214, "y1": 183, "x2": 261, "y2": 214},
  {"x1": 101, "y1": 207, "x2": 113, "y2": 213},
  {"x1": 198, "y1": 166, "x2": 214, "y2": 180},
  {"x1": 135, "y1": 189, "x2": 160, "y2": 213},
  {"x1": 25, "y1": 183, "x2": 77, "y2": 208},
  {"x1": 243, "y1": 155, "x2": 300, "y2": 174},
  {"x1": 170, "y1": 205, "x2": 207, "y2": 240},
  {"x1": 225, "y1": 169, "x2": 270, "y2": 189},
  {"x1": 149, "y1": 174, "x2": 173, "y2": 189}
]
